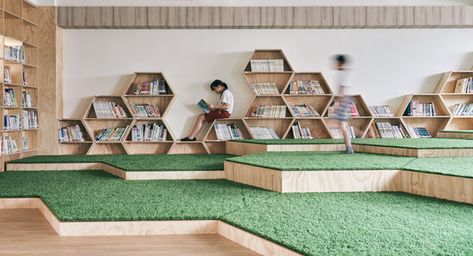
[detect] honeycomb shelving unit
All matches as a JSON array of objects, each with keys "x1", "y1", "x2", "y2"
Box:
[
  {"x1": 202, "y1": 118, "x2": 251, "y2": 154},
  {"x1": 1, "y1": 0, "x2": 39, "y2": 170},
  {"x1": 435, "y1": 70, "x2": 473, "y2": 131}
]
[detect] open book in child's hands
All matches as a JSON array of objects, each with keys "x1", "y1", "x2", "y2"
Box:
[{"x1": 196, "y1": 99, "x2": 211, "y2": 113}]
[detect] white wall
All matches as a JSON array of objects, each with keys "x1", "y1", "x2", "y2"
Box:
[{"x1": 63, "y1": 29, "x2": 473, "y2": 138}]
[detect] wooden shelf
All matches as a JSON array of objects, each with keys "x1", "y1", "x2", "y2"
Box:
[
  {"x1": 402, "y1": 116, "x2": 450, "y2": 138},
  {"x1": 367, "y1": 117, "x2": 410, "y2": 138},
  {"x1": 285, "y1": 118, "x2": 332, "y2": 139},
  {"x1": 284, "y1": 72, "x2": 333, "y2": 95},
  {"x1": 244, "y1": 49, "x2": 294, "y2": 72},
  {"x1": 435, "y1": 71, "x2": 473, "y2": 94},
  {"x1": 397, "y1": 94, "x2": 450, "y2": 117},
  {"x1": 325, "y1": 95, "x2": 372, "y2": 118},
  {"x1": 323, "y1": 117, "x2": 373, "y2": 139}
]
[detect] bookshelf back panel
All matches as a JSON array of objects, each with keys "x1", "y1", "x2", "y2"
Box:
[
  {"x1": 244, "y1": 73, "x2": 292, "y2": 94},
  {"x1": 205, "y1": 142, "x2": 225, "y2": 154},
  {"x1": 5, "y1": 64, "x2": 23, "y2": 85},
  {"x1": 245, "y1": 50, "x2": 292, "y2": 72},
  {"x1": 23, "y1": 46, "x2": 37, "y2": 66},
  {"x1": 445, "y1": 118, "x2": 473, "y2": 131},
  {"x1": 5, "y1": 14, "x2": 22, "y2": 40},
  {"x1": 3, "y1": 131, "x2": 24, "y2": 151},
  {"x1": 58, "y1": 120, "x2": 93, "y2": 141},
  {"x1": 22, "y1": 66, "x2": 37, "y2": 86},
  {"x1": 245, "y1": 118, "x2": 292, "y2": 138},
  {"x1": 440, "y1": 72, "x2": 473, "y2": 93},
  {"x1": 168, "y1": 143, "x2": 208, "y2": 154},
  {"x1": 290, "y1": 73, "x2": 333, "y2": 94},
  {"x1": 246, "y1": 96, "x2": 291, "y2": 117},
  {"x1": 88, "y1": 144, "x2": 127, "y2": 155},
  {"x1": 23, "y1": 22, "x2": 38, "y2": 46},
  {"x1": 403, "y1": 117, "x2": 449, "y2": 137},
  {"x1": 4, "y1": 0, "x2": 22, "y2": 17},
  {"x1": 59, "y1": 143, "x2": 92, "y2": 155},
  {"x1": 123, "y1": 143, "x2": 172, "y2": 154},
  {"x1": 22, "y1": 130, "x2": 37, "y2": 151},
  {"x1": 286, "y1": 119, "x2": 331, "y2": 139},
  {"x1": 22, "y1": 1, "x2": 38, "y2": 24},
  {"x1": 0, "y1": 11, "x2": 4, "y2": 37},
  {"x1": 284, "y1": 95, "x2": 331, "y2": 117},
  {"x1": 22, "y1": 87, "x2": 38, "y2": 108},
  {"x1": 85, "y1": 96, "x2": 132, "y2": 118}
]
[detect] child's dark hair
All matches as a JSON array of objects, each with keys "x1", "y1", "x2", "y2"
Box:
[
  {"x1": 333, "y1": 54, "x2": 349, "y2": 65},
  {"x1": 210, "y1": 79, "x2": 228, "y2": 91}
]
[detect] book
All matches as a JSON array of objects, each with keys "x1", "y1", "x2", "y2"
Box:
[
  {"x1": 454, "y1": 77, "x2": 473, "y2": 93},
  {"x1": 4, "y1": 114, "x2": 22, "y2": 130},
  {"x1": 92, "y1": 101, "x2": 128, "y2": 118},
  {"x1": 330, "y1": 126, "x2": 355, "y2": 139},
  {"x1": 449, "y1": 103, "x2": 473, "y2": 116},
  {"x1": 130, "y1": 79, "x2": 168, "y2": 95},
  {"x1": 404, "y1": 100, "x2": 436, "y2": 116},
  {"x1": 249, "y1": 127, "x2": 279, "y2": 139},
  {"x1": 58, "y1": 124, "x2": 87, "y2": 142},
  {"x1": 214, "y1": 123, "x2": 244, "y2": 140},
  {"x1": 249, "y1": 59, "x2": 285, "y2": 72},
  {"x1": 407, "y1": 126, "x2": 432, "y2": 138},
  {"x1": 251, "y1": 82, "x2": 279, "y2": 95},
  {"x1": 4, "y1": 66, "x2": 12, "y2": 84},
  {"x1": 128, "y1": 102, "x2": 161, "y2": 118},
  {"x1": 196, "y1": 99, "x2": 210, "y2": 113},
  {"x1": 369, "y1": 105, "x2": 394, "y2": 117},
  {"x1": 130, "y1": 123, "x2": 167, "y2": 142},
  {"x1": 288, "y1": 80, "x2": 325, "y2": 95},
  {"x1": 327, "y1": 101, "x2": 360, "y2": 118},
  {"x1": 22, "y1": 110, "x2": 39, "y2": 129},
  {"x1": 250, "y1": 105, "x2": 287, "y2": 118},
  {"x1": 291, "y1": 122, "x2": 313, "y2": 139},
  {"x1": 1, "y1": 136, "x2": 19, "y2": 155},
  {"x1": 290, "y1": 104, "x2": 320, "y2": 118},
  {"x1": 373, "y1": 122, "x2": 410, "y2": 138},
  {"x1": 95, "y1": 126, "x2": 129, "y2": 142},
  {"x1": 22, "y1": 91, "x2": 33, "y2": 108},
  {"x1": 4, "y1": 45, "x2": 25, "y2": 63},
  {"x1": 4, "y1": 88, "x2": 18, "y2": 107}
]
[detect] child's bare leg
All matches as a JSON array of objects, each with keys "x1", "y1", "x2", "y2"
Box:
[
  {"x1": 188, "y1": 114, "x2": 206, "y2": 139},
  {"x1": 339, "y1": 120, "x2": 353, "y2": 153}
]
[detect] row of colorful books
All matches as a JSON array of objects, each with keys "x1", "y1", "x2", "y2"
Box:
[
  {"x1": 95, "y1": 126, "x2": 129, "y2": 142},
  {"x1": 330, "y1": 126, "x2": 356, "y2": 139},
  {"x1": 250, "y1": 105, "x2": 287, "y2": 118},
  {"x1": 404, "y1": 101, "x2": 436, "y2": 116},
  {"x1": 58, "y1": 125, "x2": 87, "y2": 142},
  {"x1": 92, "y1": 102, "x2": 128, "y2": 118},
  {"x1": 372, "y1": 122, "x2": 410, "y2": 139},
  {"x1": 290, "y1": 104, "x2": 320, "y2": 118},
  {"x1": 249, "y1": 59, "x2": 285, "y2": 72},
  {"x1": 130, "y1": 123, "x2": 167, "y2": 142},
  {"x1": 327, "y1": 101, "x2": 360, "y2": 118},
  {"x1": 251, "y1": 82, "x2": 279, "y2": 95},
  {"x1": 5, "y1": 46, "x2": 25, "y2": 64},
  {"x1": 406, "y1": 126, "x2": 431, "y2": 138},
  {"x1": 449, "y1": 103, "x2": 473, "y2": 116},
  {"x1": 291, "y1": 122, "x2": 313, "y2": 139},
  {"x1": 249, "y1": 127, "x2": 279, "y2": 139},
  {"x1": 128, "y1": 103, "x2": 161, "y2": 118},
  {"x1": 369, "y1": 105, "x2": 394, "y2": 117},
  {"x1": 4, "y1": 88, "x2": 18, "y2": 107},
  {"x1": 22, "y1": 91, "x2": 33, "y2": 108},
  {"x1": 287, "y1": 80, "x2": 325, "y2": 95},
  {"x1": 4, "y1": 111, "x2": 38, "y2": 130},
  {"x1": 1, "y1": 136, "x2": 19, "y2": 155},
  {"x1": 130, "y1": 80, "x2": 168, "y2": 95},
  {"x1": 454, "y1": 77, "x2": 473, "y2": 93},
  {"x1": 214, "y1": 123, "x2": 244, "y2": 140}
]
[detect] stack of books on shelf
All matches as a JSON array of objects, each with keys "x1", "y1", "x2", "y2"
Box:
[
  {"x1": 290, "y1": 104, "x2": 320, "y2": 118},
  {"x1": 22, "y1": 137, "x2": 30, "y2": 151},
  {"x1": 330, "y1": 127, "x2": 356, "y2": 139},
  {"x1": 214, "y1": 123, "x2": 244, "y2": 140},
  {"x1": 327, "y1": 101, "x2": 360, "y2": 117},
  {"x1": 95, "y1": 126, "x2": 129, "y2": 142},
  {"x1": 92, "y1": 102, "x2": 128, "y2": 118},
  {"x1": 288, "y1": 80, "x2": 325, "y2": 95},
  {"x1": 4, "y1": 66, "x2": 12, "y2": 84},
  {"x1": 58, "y1": 125, "x2": 86, "y2": 142},
  {"x1": 369, "y1": 105, "x2": 394, "y2": 117},
  {"x1": 22, "y1": 110, "x2": 38, "y2": 129},
  {"x1": 128, "y1": 103, "x2": 161, "y2": 118},
  {"x1": 406, "y1": 126, "x2": 432, "y2": 138},
  {"x1": 449, "y1": 103, "x2": 473, "y2": 116},
  {"x1": 4, "y1": 114, "x2": 21, "y2": 130},
  {"x1": 4, "y1": 88, "x2": 17, "y2": 108},
  {"x1": 249, "y1": 127, "x2": 280, "y2": 139},
  {"x1": 250, "y1": 59, "x2": 284, "y2": 72},
  {"x1": 250, "y1": 105, "x2": 287, "y2": 118},
  {"x1": 372, "y1": 122, "x2": 409, "y2": 138},
  {"x1": 251, "y1": 82, "x2": 279, "y2": 95},
  {"x1": 22, "y1": 91, "x2": 33, "y2": 108},
  {"x1": 1, "y1": 136, "x2": 19, "y2": 155},
  {"x1": 131, "y1": 80, "x2": 167, "y2": 95},
  {"x1": 5, "y1": 46, "x2": 25, "y2": 63},
  {"x1": 130, "y1": 123, "x2": 167, "y2": 142},
  {"x1": 291, "y1": 122, "x2": 313, "y2": 139},
  {"x1": 404, "y1": 101, "x2": 436, "y2": 116},
  {"x1": 455, "y1": 77, "x2": 473, "y2": 93}
]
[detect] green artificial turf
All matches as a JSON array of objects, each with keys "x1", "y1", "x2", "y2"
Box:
[
  {"x1": 351, "y1": 138, "x2": 473, "y2": 149},
  {"x1": 227, "y1": 151, "x2": 415, "y2": 171},
  {"x1": 403, "y1": 157, "x2": 473, "y2": 178},
  {"x1": 1, "y1": 171, "x2": 473, "y2": 255},
  {"x1": 232, "y1": 138, "x2": 473, "y2": 149},
  {"x1": 10, "y1": 154, "x2": 232, "y2": 171},
  {"x1": 233, "y1": 139, "x2": 344, "y2": 145}
]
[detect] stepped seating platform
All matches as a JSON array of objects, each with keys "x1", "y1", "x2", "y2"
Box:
[
  {"x1": 438, "y1": 130, "x2": 473, "y2": 139},
  {"x1": 226, "y1": 152, "x2": 473, "y2": 204},
  {"x1": 6, "y1": 154, "x2": 229, "y2": 180},
  {"x1": 227, "y1": 138, "x2": 473, "y2": 157}
]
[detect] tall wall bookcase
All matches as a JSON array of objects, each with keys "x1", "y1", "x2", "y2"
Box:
[{"x1": 1, "y1": 0, "x2": 39, "y2": 170}]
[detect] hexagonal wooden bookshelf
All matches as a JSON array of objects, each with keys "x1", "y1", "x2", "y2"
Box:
[
  {"x1": 323, "y1": 95, "x2": 373, "y2": 138},
  {"x1": 397, "y1": 94, "x2": 450, "y2": 137},
  {"x1": 57, "y1": 119, "x2": 93, "y2": 155},
  {"x1": 202, "y1": 118, "x2": 252, "y2": 153},
  {"x1": 435, "y1": 70, "x2": 473, "y2": 131}
]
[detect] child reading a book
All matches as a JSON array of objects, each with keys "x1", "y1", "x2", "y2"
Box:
[
  {"x1": 181, "y1": 79, "x2": 234, "y2": 141},
  {"x1": 333, "y1": 54, "x2": 354, "y2": 154}
]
